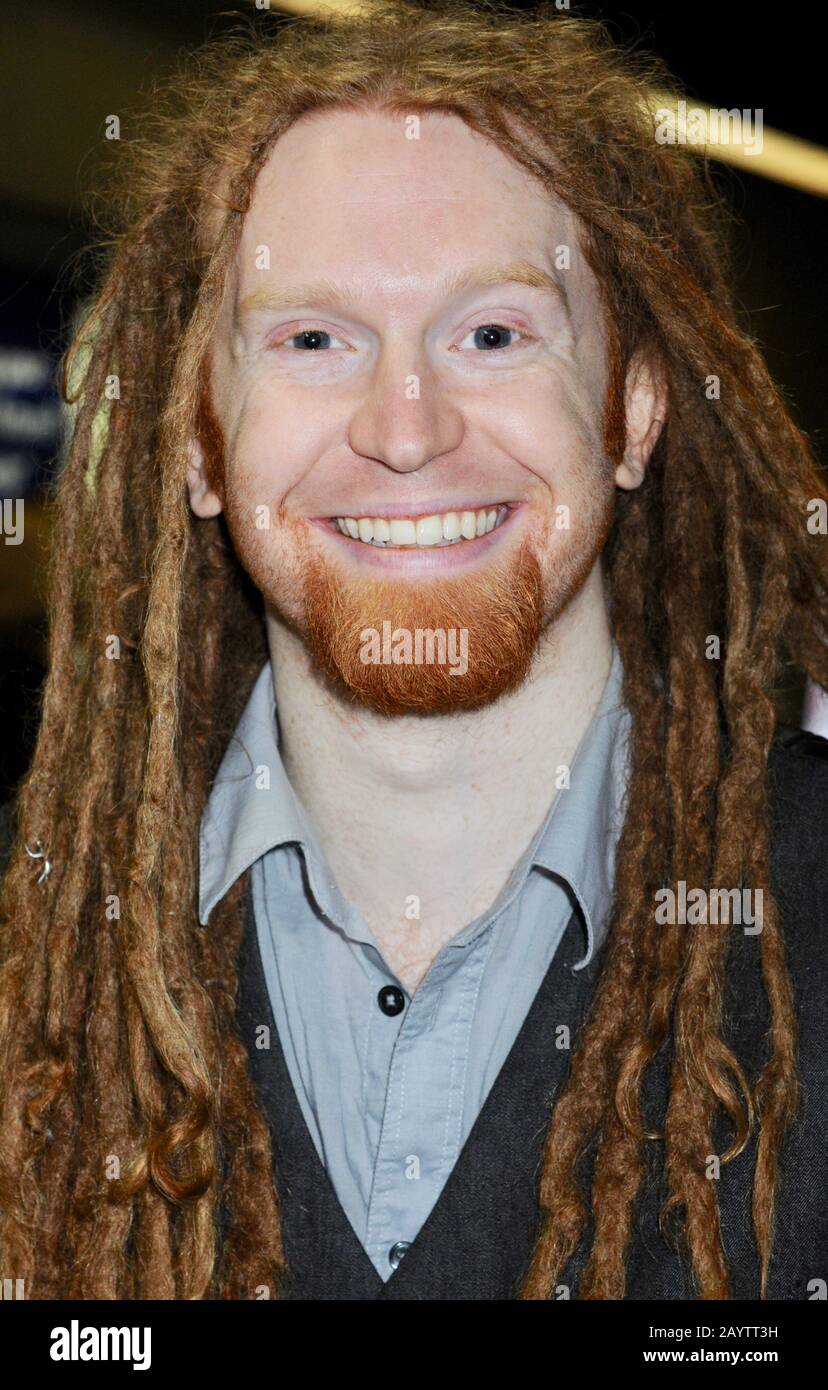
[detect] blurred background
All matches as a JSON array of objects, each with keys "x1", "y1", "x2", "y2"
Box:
[{"x1": 1, "y1": 0, "x2": 826, "y2": 802}]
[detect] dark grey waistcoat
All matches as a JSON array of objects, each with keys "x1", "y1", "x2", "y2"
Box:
[{"x1": 233, "y1": 729, "x2": 828, "y2": 1300}]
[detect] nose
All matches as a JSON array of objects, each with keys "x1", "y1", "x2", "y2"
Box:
[{"x1": 346, "y1": 347, "x2": 464, "y2": 475}]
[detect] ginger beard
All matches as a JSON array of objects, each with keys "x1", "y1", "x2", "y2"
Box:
[
  {"x1": 223, "y1": 489, "x2": 614, "y2": 716},
  {"x1": 204, "y1": 389, "x2": 616, "y2": 717},
  {"x1": 297, "y1": 516, "x2": 548, "y2": 716}
]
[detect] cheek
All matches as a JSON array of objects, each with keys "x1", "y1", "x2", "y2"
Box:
[
  {"x1": 519, "y1": 387, "x2": 613, "y2": 555},
  {"x1": 222, "y1": 486, "x2": 311, "y2": 625},
  {"x1": 492, "y1": 354, "x2": 605, "y2": 468},
  {"x1": 508, "y1": 391, "x2": 606, "y2": 504},
  {"x1": 223, "y1": 396, "x2": 318, "y2": 513}
]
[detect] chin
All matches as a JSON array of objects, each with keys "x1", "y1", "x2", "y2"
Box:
[
  {"x1": 295, "y1": 521, "x2": 554, "y2": 715},
  {"x1": 231, "y1": 494, "x2": 612, "y2": 716}
]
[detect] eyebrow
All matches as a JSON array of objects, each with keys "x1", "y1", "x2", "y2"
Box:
[{"x1": 236, "y1": 259, "x2": 568, "y2": 318}]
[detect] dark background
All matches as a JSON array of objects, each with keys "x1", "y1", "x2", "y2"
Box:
[{"x1": 1, "y1": 0, "x2": 825, "y2": 802}]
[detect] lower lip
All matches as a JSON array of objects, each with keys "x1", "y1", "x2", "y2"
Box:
[{"x1": 311, "y1": 505, "x2": 523, "y2": 571}]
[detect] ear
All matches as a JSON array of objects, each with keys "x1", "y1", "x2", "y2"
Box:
[
  {"x1": 614, "y1": 349, "x2": 666, "y2": 491},
  {"x1": 186, "y1": 435, "x2": 224, "y2": 519}
]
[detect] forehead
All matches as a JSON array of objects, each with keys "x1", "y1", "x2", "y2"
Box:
[{"x1": 233, "y1": 106, "x2": 595, "y2": 311}]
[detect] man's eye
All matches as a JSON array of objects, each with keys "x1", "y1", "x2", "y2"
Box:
[
  {"x1": 278, "y1": 329, "x2": 347, "y2": 351},
  {"x1": 458, "y1": 323, "x2": 527, "y2": 352}
]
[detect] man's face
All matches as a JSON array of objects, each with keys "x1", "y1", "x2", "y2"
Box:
[{"x1": 189, "y1": 107, "x2": 654, "y2": 713}]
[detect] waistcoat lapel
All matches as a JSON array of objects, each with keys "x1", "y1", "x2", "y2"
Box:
[
  {"x1": 236, "y1": 883, "x2": 382, "y2": 1298},
  {"x1": 236, "y1": 880, "x2": 603, "y2": 1299}
]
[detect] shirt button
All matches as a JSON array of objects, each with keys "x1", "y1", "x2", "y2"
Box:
[
  {"x1": 377, "y1": 985, "x2": 405, "y2": 1017},
  {"x1": 388, "y1": 1241, "x2": 411, "y2": 1271}
]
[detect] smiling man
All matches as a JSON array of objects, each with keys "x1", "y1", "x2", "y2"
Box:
[{"x1": 1, "y1": 0, "x2": 827, "y2": 1302}]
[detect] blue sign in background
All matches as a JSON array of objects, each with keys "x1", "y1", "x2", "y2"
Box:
[{"x1": 0, "y1": 272, "x2": 67, "y2": 500}]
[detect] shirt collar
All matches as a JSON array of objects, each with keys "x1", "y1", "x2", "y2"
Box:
[
  {"x1": 524, "y1": 643, "x2": 629, "y2": 969},
  {"x1": 199, "y1": 647, "x2": 631, "y2": 957},
  {"x1": 199, "y1": 660, "x2": 324, "y2": 925}
]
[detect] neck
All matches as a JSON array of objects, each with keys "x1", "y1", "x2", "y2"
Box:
[{"x1": 265, "y1": 564, "x2": 613, "y2": 990}]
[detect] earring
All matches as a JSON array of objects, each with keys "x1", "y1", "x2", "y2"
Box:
[{"x1": 24, "y1": 839, "x2": 52, "y2": 885}]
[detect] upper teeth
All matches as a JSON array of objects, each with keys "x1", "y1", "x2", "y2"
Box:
[{"x1": 334, "y1": 507, "x2": 507, "y2": 547}]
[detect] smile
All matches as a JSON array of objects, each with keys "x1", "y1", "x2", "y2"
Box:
[{"x1": 332, "y1": 505, "x2": 509, "y2": 548}]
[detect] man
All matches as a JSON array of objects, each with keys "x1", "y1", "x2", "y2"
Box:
[{"x1": 1, "y1": 0, "x2": 827, "y2": 1301}]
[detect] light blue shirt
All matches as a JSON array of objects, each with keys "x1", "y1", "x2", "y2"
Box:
[{"x1": 199, "y1": 645, "x2": 631, "y2": 1280}]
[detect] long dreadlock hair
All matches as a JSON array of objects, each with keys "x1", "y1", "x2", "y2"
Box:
[{"x1": 1, "y1": 0, "x2": 827, "y2": 1300}]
